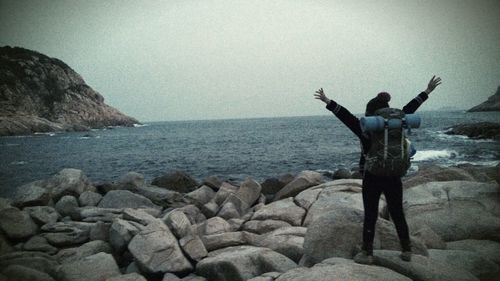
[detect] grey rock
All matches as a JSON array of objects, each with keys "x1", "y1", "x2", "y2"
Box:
[
  {"x1": 200, "y1": 201, "x2": 219, "y2": 218},
  {"x1": 302, "y1": 207, "x2": 427, "y2": 266},
  {"x1": 23, "y1": 236, "x2": 58, "y2": 255},
  {"x1": 403, "y1": 164, "x2": 496, "y2": 188},
  {"x1": 128, "y1": 220, "x2": 193, "y2": 274},
  {"x1": 227, "y1": 218, "x2": 245, "y2": 232},
  {"x1": 12, "y1": 180, "x2": 50, "y2": 208},
  {"x1": 25, "y1": 206, "x2": 60, "y2": 225},
  {"x1": 117, "y1": 172, "x2": 146, "y2": 190},
  {"x1": 0, "y1": 206, "x2": 39, "y2": 239},
  {"x1": 0, "y1": 233, "x2": 13, "y2": 255},
  {"x1": 275, "y1": 262, "x2": 410, "y2": 281},
  {"x1": 373, "y1": 250, "x2": 479, "y2": 281},
  {"x1": 217, "y1": 200, "x2": 243, "y2": 220},
  {"x1": 192, "y1": 217, "x2": 231, "y2": 236},
  {"x1": 109, "y1": 218, "x2": 142, "y2": 253},
  {"x1": 184, "y1": 185, "x2": 216, "y2": 206},
  {"x1": 162, "y1": 273, "x2": 182, "y2": 281},
  {"x1": 57, "y1": 252, "x2": 121, "y2": 281},
  {"x1": 175, "y1": 205, "x2": 206, "y2": 224},
  {"x1": 249, "y1": 227, "x2": 306, "y2": 262},
  {"x1": 261, "y1": 174, "x2": 294, "y2": 196},
  {"x1": 447, "y1": 239, "x2": 500, "y2": 265},
  {"x1": 251, "y1": 198, "x2": 306, "y2": 226},
  {"x1": 56, "y1": 240, "x2": 112, "y2": 264},
  {"x1": 428, "y1": 249, "x2": 500, "y2": 280},
  {"x1": 235, "y1": 178, "x2": 262, "y2": 207},
  {"x1": 55, "y1": 195, "x2": 79, "y2": 219},
  {"x1": 41, "y1": 221, "x2": 92, "y2": 246},
  {"x1": 98, "y1": 190, "x2": 161, "y2": 210},
  {"x1": 445, "y1": 122, "x2": 500, "y2": 140},
  {"x1": 1, "y1": 264, "x2": 55, "y2": 281},
  {"x1": 0, "y1": 251, "x2": 58, "y2": 277},
  {"x1": 294, "y1": 188, "x2": 321, "y2": 210},
  {"x1": 196, "y1": 246, "x2": 297, "y2": 281},
  {"x1": 135, "y1": 184, "x2": 183, "y2": 207},
  {"x1": 242, "y1": 220, "x2": 292, "y2": 234},
  {"x1": 106, "y1": 273, "x2": 148, "y2": 281},
  {"x1": 180, "y1": 274, "x2": 207, "y2": 281},
  {"x1": 78, "y1": 191, "x2": 102, "y2": 207},
  {"x1": 332, "y1": 168, "x2": 352, "y2": 179},
  {"x1": 273, "y1": 170, "x2": 322, "y2": 201},
  {"x1": 179, "y1": 235, "x2": 208, "y2": 261},
  {"x1": 89, "y1": 221, "x2": 110, "y2": 241},
  {"x1": 411, "y1": 225, "x2": 446, "y2": 249},
  {"x1": 79, "y1": 207, "x2": 122, "y2": 222},
  {"x1": 152, "y1": 171, "x2": 199, "y2": 193},
  {"x1": 164, "y1": 210, "x2": 193, "y2": 238},
  {"x1": 202, "y1": 176, "x2": 223, "y2": 190},
  {"x1": 123, "y1": 208, "x2": 157, "y2": 226},
  {"x1": 45, "y1": 168, "x2": 95, "y2": 201},
  {"x1": 201, "y1": 231, "x2": 256, "y2": 252},
  {"x1": 212, "y1": 182, "x2": 238, "y2": 205}
]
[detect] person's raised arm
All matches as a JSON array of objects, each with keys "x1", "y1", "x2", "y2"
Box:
[
  {"x1": 403, "y1": 76, "x2": 442, "y2": 114},
  {"x1": 314, "y1": 88, "x2": 363, "y2": 139}
]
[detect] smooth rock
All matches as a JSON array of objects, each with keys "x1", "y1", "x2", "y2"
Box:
[
  {"x1": 179, "y1": 235, "x2": 208, "y2": 261},
  {"x1": 1, "y1": 264, "x2": 55, "y2": 281},
  {"x1": 135, "y1": 184, "x2": 183, "y2": 207},
  {"x1": 411, "y1": 225, "x2": 446, "y2": 249},
  {"x1": 0, "y1": 206, "x2": 38, "y2": 240},
  {"x1": 201, "y1": 231, "x2": 255, "y2": 252},
  {"x1": 273, "y1": 170, "x2": 323, "y2": 201},
  {"x1": 242, "y1": 220, "x2": 292, "y2": 234},
  {"x1": 0, "y1": 251, "x2": 58, "y2": 277},
  {"x1": 447, "y1": 239, "x2": 500, "y2": 265},
  {"x1": 428, "y1": 249, "x2": 500, "y2": 280},
  {"x1": 79, "y1": 207, "x2": 122, "y2": 222},
  {"x1": 23, "y1": 236, "x2": 58, "y2": 255},
  {"x1": 0, "y1": 233, "x2": 13, "y2": 255},
  {"x1": 373, "y1": 250, "x2": 479, "y2": 281},
  {"x1": 57, "y1": 252, "x2": 120, "y2": 281},
  {"x1": 12, "y1": 180, "x2": 50, "y2": 208},
  {"x1": 41, "y1": 221, "x2": 91, "y2": 246},
  {"x1": 174, "y1": 205, "x2": 206, "y2": 224},
  {"x1": 184, "y1": 185, "x2": 216, "y2": 206},
  {"x1": 106, "y1": 273, "x2": 148, "y2": 281},
  {"x1": 56, "y1": 240, "x2": 112, "y2": 264},
  {"x1": 212, "y1": 182, "x2": 238, "y2": 205},
  {"x1": 45, "y1": 168, "x2": 95, "y2": 201},
  {"x1": 164, "y1": 210, "x2": 193, "y2": 239},
  {"x1": 275, "y1": 262, "x2": 410, "y2": 281},
  {"x1": 123, "y1": 208, "x2": 157, "y2": 226},
  {"x1": 152, "y1": 171, "x2": 199, "y2": 193},
  {"x1": 25, "y1": 206, "x2": 60, "y2": 225},
  {"x1": 192, "y1": 217, "x2": 231, "y2": 236},
  {"x1": 78, "y1": 191, "x2": 102, "y2": 206},
  {"x1": 98, "y1": 190, "x2": 161, "y2": 210},
  {"x1": 55, "y1": 195, "x2": 79, "y2": 219},
  {"x1": 117, "y1": 172, "x2": 146, "y2": 190},
  {"x1": 128, "y1": 220, "x2": 193, "y2": 274},
  {"x1": 235, "y1": 177, "x2": 262, "y2": 206},
  {"x1": 260, "y1": 174, "x2": 295, "y2": 196},
  {"x1": 251, "y1": 198, "x2": 306, "y2": 226},
  {"x1": 202, "y1": 175, "x2": 223, "y2": 190},
  {"x1": 196, "y1": 246, "x2": 297, "y2": 281},
  {"x1": 109, "y1": 218, "x2": 142, "y2": 253},
  {"x1": 249, "y1": 227, "x2": 306, "y2": 262}
]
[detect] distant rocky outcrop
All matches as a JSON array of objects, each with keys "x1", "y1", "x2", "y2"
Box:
[
  {"x1": 0, "y1": 46, "x2": 139, "y2": 136},
  {"x1": 445, "y1": 122, "x2": 500, "y2": 140},
  {"x1": 468, "y1": 86, "x2": 500, "y2": 112}
]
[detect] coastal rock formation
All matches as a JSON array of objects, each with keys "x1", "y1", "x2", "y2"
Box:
[
  {"x1": 0, "y1": 165, "x2": 498, "y2": 280},
  {"x1": 468, "y1": 86, "x2": 500, "y2": 112},
  {"x1": 0, "y1": 46, "x2": 139, "y2": 136},
  {"x1": 445, "y1": 122, "x2": 500, "y2": 140}
]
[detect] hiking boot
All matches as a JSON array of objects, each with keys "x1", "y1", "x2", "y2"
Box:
[
  {"x1": 354, "y1": 250, "x2": 374, "y2": 265},
  {"x1": 400, "y1": 251, "x2": 412, "y2": 261}
]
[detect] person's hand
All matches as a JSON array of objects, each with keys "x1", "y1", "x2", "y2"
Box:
[
  {"x1": 314, "y1": 88, "x2": 331, "y2": 104},
  {"x1": 425, "y1": 76, "x2": 442, "y2": 94}
]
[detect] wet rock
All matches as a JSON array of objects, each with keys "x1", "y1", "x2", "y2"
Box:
[
  {"x1": 152, "y1": 171, "x2": 199, "y2": 193},
  {"x1": 445, "y1": 122, "x2": 500, "y2": 140}
]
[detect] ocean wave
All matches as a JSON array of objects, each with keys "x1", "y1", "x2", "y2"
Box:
[
  {"x1": 10, "y1": 161, "x2": 27, "y2": 165},
  {"x1": 435, "y1": 130, "x2": 496, "y2": 143},
  {"x1": 133, "y1": 123, "x2": 149, "y2": 127},
  {"x1": 412, "y1": 150, "x2": 460, "y2": 162}
]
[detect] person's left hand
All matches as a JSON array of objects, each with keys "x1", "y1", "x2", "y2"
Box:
[{"x1": 425, "y1": 76, "x2": 442, "y2": 94}]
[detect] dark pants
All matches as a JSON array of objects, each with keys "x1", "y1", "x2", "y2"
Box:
[{"x1": 361, "y1": 172, "x2": 410, "y2": 254}]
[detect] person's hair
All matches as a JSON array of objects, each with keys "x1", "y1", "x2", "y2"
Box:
[{"x1": 365, "y1": 92, "x2": 391, "y2": 116}]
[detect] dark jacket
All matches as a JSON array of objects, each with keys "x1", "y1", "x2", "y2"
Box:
[{"x1": 326, "y1": 92, "x2": 429, "y2": 173}]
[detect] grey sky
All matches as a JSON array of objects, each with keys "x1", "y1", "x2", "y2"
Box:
[{"x1": 1, "y1": 0, "x2": 499, "y2": 122}]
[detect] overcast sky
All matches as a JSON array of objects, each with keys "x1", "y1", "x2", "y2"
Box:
[{"x1": 1, "y1": 0, "x2": 499, "y2": 121}]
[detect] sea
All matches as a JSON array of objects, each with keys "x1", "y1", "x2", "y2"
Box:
[{"x1": 1, "y1": 110, "x2": 499, "y2": 198}]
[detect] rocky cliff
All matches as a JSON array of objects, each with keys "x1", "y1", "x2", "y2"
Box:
[
  {"x1": 0, "y1": 46, "x2": 139, "y2": 136},
  {"x1": 468, "y1": 86, "x2": 500, "y2": 112}
]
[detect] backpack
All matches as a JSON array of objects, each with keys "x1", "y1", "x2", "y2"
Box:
[{"x1": 360, "y1": 108, "x2": 420, "y2": 177}]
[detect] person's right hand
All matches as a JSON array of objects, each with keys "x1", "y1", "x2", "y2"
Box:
[
  {"x1": 314, "y1": 88, "x2": 331, "y2": 104},
  {"x1": 425, "y1": 76, "x2": 442, "y2": 94}
]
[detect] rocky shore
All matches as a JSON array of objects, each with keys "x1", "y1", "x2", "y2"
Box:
[
  {"x1": 0, "y1": 46, "x2": 139, "y2": 136},
  {"x1": 445, "y1": 122, "x2": 500, "y2": 141},
  {"x1": 0, "y1": 164, "x2": 499, "y2": 281}
]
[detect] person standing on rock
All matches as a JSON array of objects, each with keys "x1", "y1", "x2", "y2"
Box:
[{"x1": 314, "y1": 76, "x2": 442, "y2": 264}]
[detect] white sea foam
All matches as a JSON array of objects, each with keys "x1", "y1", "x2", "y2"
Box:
[
  {"x1": 10, "y1": 161, "x2": 27, "y2": 165},
  {"x1": 412, "y1": 150, "x2": 459, "y2": 162},
  {"x1": 133, "y1": 123, "x2": 149, "y2": 127}
]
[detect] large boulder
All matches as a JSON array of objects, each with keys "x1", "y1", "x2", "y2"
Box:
[
  {"x1": 56, "y1": 240, "x2": 112, "y2": 264},
  {"x1": 1, "y1": 265, "x2": 55, "y2": 281},
  {"x1": 428, "y1": 249, "x2": 500, "y2": 280},
  {"x1": 45, "y1": 168, "x2": 95, "y2": 201},
  {"x1": 302, "y1": 207, "x2": 427, "y2": 266},
  {"x1": 242, "y1": 220, "x2": 292, "y2": 234},
  {"x1": 54, "y1": 195, "x2": 79, "y2": 219},
  {"x1": 106, "y1": 273, "x2": 148, "y2": 281},
  {"x1": 0, "y1": 206, "x2": 38, "y2": 240},
  {"x1": 275, "y1": 262, "x2": 410, "y2": 281},
  {"x1": 128, "y1": 220, "x2": 193, "y2": 274},
  {"x1": 192, "y1": 217, "x2": 231, "y2": 236},
  {"x1": 98, "y1": 190, "x2": 161, "y2": 210},
  {"x1": 12, "y1": 180, "x2": 50, "y2": 208},
  {"x1": 273, "y1": 171, "x2": 322, "y2": 201},
  {"x1": 109, "y1": 218, "x2": 143, "y2": 253},
  {"x1": 403, "y1": 164, "x2": 496, "y2": 188},
  {"x1": 249, "y1": 227, "x2": 306, "y2": 262},
  {"x1": 78, "y1": 191, "x2": 102, "y2": 207},
  {"x1": 152, "y1": 171, "x2": 199, "y2": 193},
  {"x1": 23, "y1": 236, "x2": 58, "y2": 255},
  {"x1": 373, "y1": 250, "x2": 479, "y2": 281},
  {"x1": 404, "y1": 181, "x2": 500, "y2": 241},
  {"x1": 0, "y1": 251, "x2": 58, "y2": 277},
  {"x1": 196, "y1": 246, "x2": 297, "y2": 281},
  {"x1": 251, "y1": 198, "x2": 306, "y2": 226},
  {"x1": 56, "y1": 252, "x2": 121, "y2": 281},
  {"x1": 446, "y1": 239, "x2": 500, "y2": 265},
  {"x1": 40, "y1": 221, "x2": 92, "y2": 246},
  {"x1": 25, "y1": 206, "x2": 60, "y2": 225}
]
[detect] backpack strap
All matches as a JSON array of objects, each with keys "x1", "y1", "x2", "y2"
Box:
[{"x1": 383, "y1": 119, "x2": 389, "y2": 162}]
